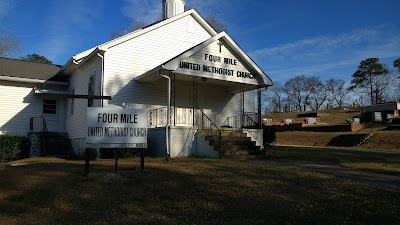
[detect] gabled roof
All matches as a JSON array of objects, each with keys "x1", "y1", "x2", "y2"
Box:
[
  {"x1": 0, "y1": 57, "x2": 61, "y2": 81},
  {"x1": 56, "y1": 9, "x2": 218, "y2": 77},
  {"x1": 136, "y1": 32, "x2": 273, "y2": 86}
]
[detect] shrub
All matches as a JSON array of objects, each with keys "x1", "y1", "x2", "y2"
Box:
[
  {"x1": 0, "y1": 135, "x2": 29, "y2": 162},
  {"x1": 100, "y1": 148, "x2": 139, "y2": 159}
]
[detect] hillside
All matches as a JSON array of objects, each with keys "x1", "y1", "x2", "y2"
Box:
[
  {"x1": 269, "y1": 108, "x2": 400, "y2": 152},
  {"x1": 275, "y1": 130, "x2": 400, "y2": 152}
]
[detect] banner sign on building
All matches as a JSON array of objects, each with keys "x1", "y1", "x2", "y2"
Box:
[{"x1": 86, "y1": 107, "x2": 148, "y2": 148}]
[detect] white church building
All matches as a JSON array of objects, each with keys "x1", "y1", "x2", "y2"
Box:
[{"x1": 0, "y1": 0, "x2": 273, "y2": 158}]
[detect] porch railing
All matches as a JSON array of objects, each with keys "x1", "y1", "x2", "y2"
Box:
[
  {"x1": 30, "y1": 117, "x2": 48, "y2": 132},
  {"x1": 148, "y1": 107, "x2": 222, "y2": 156},
  {"x1": 195, "y1": 108, "x2": 222, "y2": 157},
  {"x1": 222, "y1": 112, "x2": 263, "y2": 149},
  {"x1": 148, "y1": 107, "x2": 194, "y2": 127},
  {"x1": 148, "y1": 107, "x2": 167, "y2": 127},
  {"x1": 221, "y1": 112, "x2": 260, "y2": 129}
]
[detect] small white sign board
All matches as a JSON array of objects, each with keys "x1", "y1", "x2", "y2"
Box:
[
  {"x1": 86, "y1": 107, "x2": 148, "y2": 148},
  {"x1": 374, "y1": 112, "x2": 382, "y2": 122}
]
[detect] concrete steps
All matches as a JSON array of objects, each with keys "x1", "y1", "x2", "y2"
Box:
[
  {"x1": 327, "y1": 133, "x2": 371, "y2": 147},
  {"x1": 199, "y1": 128, "x2": 265, "y2": 159},
  {"x1": 43, "y1": 132, "x2": 72, "y2": 157},
  {"x1": 220, "y1": 129, "x2": 264, "y2": 159}
]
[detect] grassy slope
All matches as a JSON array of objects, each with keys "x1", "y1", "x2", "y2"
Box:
[
  {"x1": 270, "y1": 109, "x2": 400, "y2": 152},
  {"x1": 276, "y1": 131, "x2": 400, "y2": 152},
  {"x1": 0, "y1": 157, "x2": 399, "y2": 225}
]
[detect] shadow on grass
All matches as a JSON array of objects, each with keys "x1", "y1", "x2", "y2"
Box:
[{"x1": 0, "y1": 158, "x2": 399, "y2": 225}]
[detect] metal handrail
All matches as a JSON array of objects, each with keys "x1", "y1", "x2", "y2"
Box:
[
  {"x1": 195, "y1": 108, "x2": 222, "y2": 157},
  {"x1": 242, "y1": 113, "x2": 264, "y2": 149},
  {"x1": 222, "y1": 112, "x2": 260, "y2": 129},
  {"x1": 221, "y1": 112, "x2": 264, "y2": 149},
  {"x1": 149, "y1": 107, "x2": 222, "y2": 155},
  {"x1": 243, "y1": 112, "x2": 260, "y2": 128},
  {"x1": 30, "y1": 117, "x2": 48, "y2": 132}
]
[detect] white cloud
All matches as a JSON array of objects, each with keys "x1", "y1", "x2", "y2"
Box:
[
  {"x1": 251, "y1": 26, "x2": 383, "y2": 59},
  {"x1": 122, "y1": 0, "x2": 163, "y2": 23},
  {"x1": 0, "y1": 0, "x2": 15, "y2": 21},
  {"x1": 251, "y1": 25, "x2": 400, "y2": 83},
  {"x1": 36, "y1": 0, "x2": 105, "y2": 63},
  {"x1": 121, "y1": 0, "x2": 235, "y2": 23}
]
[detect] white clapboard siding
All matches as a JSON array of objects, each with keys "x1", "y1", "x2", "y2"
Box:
[
  {"x1": 103, "y1": 14, "x2": 212, "y2": 104},
  {"x1": 0, "y1": 84, "x2": 42, "y2": 136},
  {"x1": 200, "y1": 84, "x2": 255, "y2": 126},
  {"x1": 65, "y1": 57, "x2": 102, "y2": 139}
]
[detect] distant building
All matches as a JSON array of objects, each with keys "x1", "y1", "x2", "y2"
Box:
[{"x1": 363, "y1": 101, "x2": 400, "y2": 121}]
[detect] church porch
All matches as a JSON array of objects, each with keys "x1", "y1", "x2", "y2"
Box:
[{"x1": 134, "y1": 71, "x2": 265, "y2": 158}]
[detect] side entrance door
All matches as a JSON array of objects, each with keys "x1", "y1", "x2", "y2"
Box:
[{"x1": 42, "y1": 98, "x2": 64, "y2": 132}]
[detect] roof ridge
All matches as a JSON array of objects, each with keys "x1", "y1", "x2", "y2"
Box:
[
  {"x1": 0, "y1": 57, "x2": 62, "y2": 67},
  {"x1": 73, "y1": 9, "x2": 215, "y2": 60}
]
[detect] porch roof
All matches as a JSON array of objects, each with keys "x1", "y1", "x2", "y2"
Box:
[{"x1": 134, "y1": 32, "x2": 273, "y2": 89}]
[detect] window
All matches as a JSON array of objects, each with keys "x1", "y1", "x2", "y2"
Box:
[
  {"x1": 88, "y1": 75, "x2": 95, "y2": 107},
  {"x1": 70, "y1": 89, "x2": 75, "y2": 115},
  {"x1": 43, "y1": 99, "x2": 57, "y2": 114}
]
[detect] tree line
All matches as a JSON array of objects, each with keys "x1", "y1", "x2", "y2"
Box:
[
  {"x1": 0, "y1": 30, "x2": 53, "y2": 64},
  {"x1": 263, "y1": 58, "x2": 400, "y2": 113}
]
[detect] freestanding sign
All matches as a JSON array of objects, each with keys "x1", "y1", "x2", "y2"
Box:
[
  {"x1": 374, "y1": 112, "x2": 383, "y2": 122},
  {"x1": 86, "y1": 107, "x2": 148, "y2": 148}
]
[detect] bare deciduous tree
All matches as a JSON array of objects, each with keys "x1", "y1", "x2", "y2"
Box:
[
  {"x1": 185, "y1": 4, "x2": 227, "y2": 33},
  {"x1": 325, "y1": 78, "x2": 348, "y2": 108},
  {"x1": 110, "y1": 20, "x2": 148, "y2": 40},
  {"x1": 262, "y1": 83, "x2": 284, "y2": 113},
  {"x1": 283, "y1": 75, "x2": 326, "y2": 111},
  {"x1": 394, "y1": 58, "x2": 400, "y2": 73},
  {"x1": 310, "y1": 82, "x2": 328, "y2": 111},
  {"x1": 204, "y1": 15, "x2": 227, "y2": 33},
  {"x1": 0, "y1": 31, "x2": 21, "y2": 57},
  {"x1": 284, "y1": 76, "x2": 305, "y2": 111},
  {"x1": 303, "y1": 76, "x2": 322, "y2": 111}
]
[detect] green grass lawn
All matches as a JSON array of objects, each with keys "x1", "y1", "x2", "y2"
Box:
[{"x1": 1, "y1": 157, "x2": 399, "y2": 225}]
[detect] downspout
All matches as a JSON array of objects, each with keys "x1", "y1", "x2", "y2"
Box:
[
  {"x1": 97, "y1": 52, "x2": 105, "y2": 107},
  {"x1": 160, "y1": 73, "x2": 171, "y2": 156}
]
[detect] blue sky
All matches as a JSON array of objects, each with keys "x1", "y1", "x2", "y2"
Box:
[{"x1": 1, "y1": 0, "x2": 399, "y2": 84}]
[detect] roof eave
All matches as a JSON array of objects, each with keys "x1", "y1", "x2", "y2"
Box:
[
  {"x1": 163, "y1": 32, "x2": 273, "y2": 86},
  {"x1": 0, "y1": 75, "x2": 45, "y2": 84},
  {"x1": 56, "y1": 48, "x2": 106, "y2": 78}
]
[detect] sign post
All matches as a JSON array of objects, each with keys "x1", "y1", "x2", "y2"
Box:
[{"x1": 87, "y1": 107, "x2": 148, "y2": 173}]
